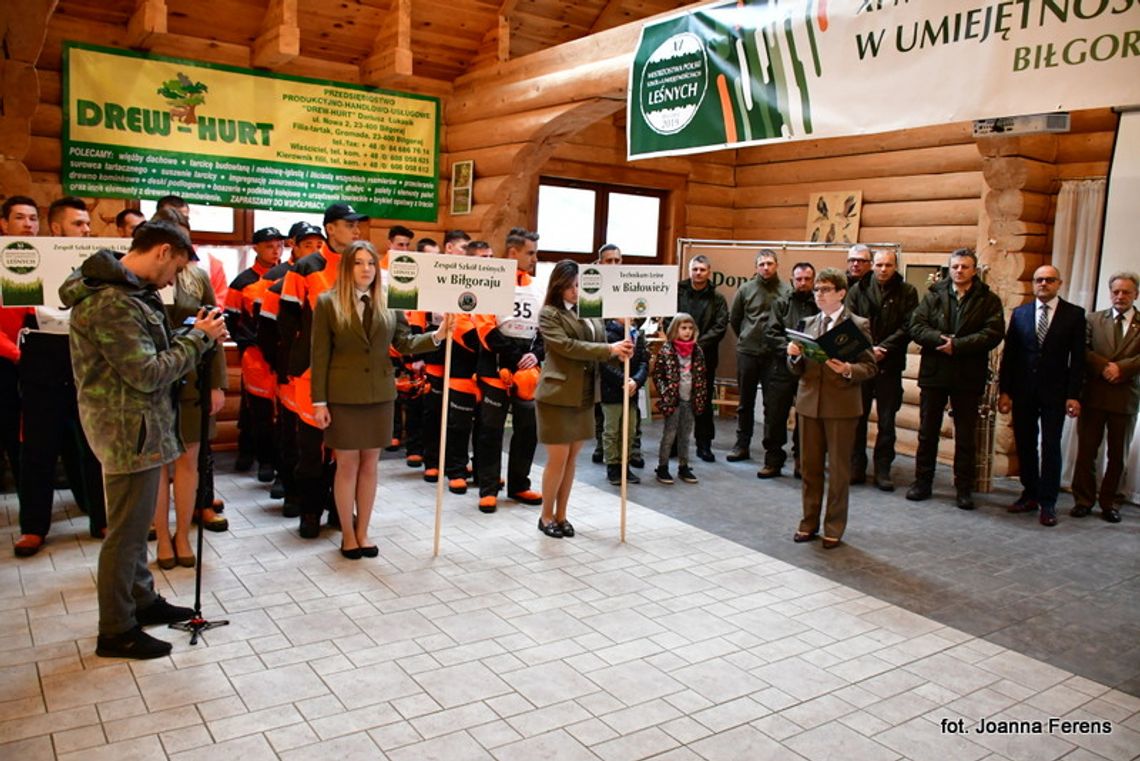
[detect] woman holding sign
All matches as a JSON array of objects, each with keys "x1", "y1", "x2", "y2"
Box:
[
  {"x1": 535, "y1": 260, "x2": 633, "y2": 538},
  {"x1": 786, "y1": 268, "x2": 877, "y2": 550},
  {"x1": 310, "y1": 241, "x2": 449, "y2": 558}
]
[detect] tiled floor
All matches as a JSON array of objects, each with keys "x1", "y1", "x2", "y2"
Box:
[{"x1": 2, "y1": 444, "x2": 1140, "y2": 760}]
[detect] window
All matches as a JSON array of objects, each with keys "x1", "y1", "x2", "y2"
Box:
[
  {"x1": 139, "y1": 200, "x2": 237, "y2": 234},
  {"x1": 535, "y1": 178, "x2": 666, "y2": 261},
  {"x1": 253, "y1": 209, "x2": 324, "y2": 234}
]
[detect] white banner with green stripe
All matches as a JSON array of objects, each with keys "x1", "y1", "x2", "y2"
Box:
[{"x1": 627, "y1": 0, "x2": 1140, "y2": 159}]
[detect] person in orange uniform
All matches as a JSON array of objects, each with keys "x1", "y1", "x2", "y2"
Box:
[
  {"x1": 226, "y1": 227, "x2": 286, "y2": 484},
  {"x1": 0, "y1": 196, "x2": 38, "y2": 492},
  {"x1": 473, "y1": 229, "x2": 544, "y2": 512},
  {"x1": 279, "y1": 204, "x2": 365, "y2": 538}
]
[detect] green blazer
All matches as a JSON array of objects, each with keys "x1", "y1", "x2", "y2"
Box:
[
  {"x1": 535, "y1": 304, "x2": 613, "y2": 408},
  {"x1": 311, "y1": 292, "x2": 436, "y2": 405}
]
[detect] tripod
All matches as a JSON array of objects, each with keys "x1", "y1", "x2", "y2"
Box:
[{"x1": 170, "y1": 344, "x2": 229, "y2": 645}]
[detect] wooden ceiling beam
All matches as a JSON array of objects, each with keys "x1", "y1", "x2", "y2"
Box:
[
  {"x1": 361, "y1": 0, "x2": 413, "y2": 85},
  {"x1": 252, "y1": 0, "x2": 300, "y2": 69},
  {"x1": 588, "y1": 0, "x2": 627, "y2": 33},
  {"x1": 125, "y1": 0, "x2": 167, "y2": 50}
]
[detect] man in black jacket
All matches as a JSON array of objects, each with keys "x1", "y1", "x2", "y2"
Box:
[
  {"x1": 762, "y1": 262, "x2": 820, "y2": 478},
  {"x1": 997, "y1": 265, "x2": 1085, "y2": 526},
  {"x1": 677, "y1": 255, "x2": 728, "y2": 461},
  {"x1": 907, "y1": 249, "x2": 1004, "y2": 509},
  {"x1": 845, "y1": 249, "x2": 918, "y2": 491}
]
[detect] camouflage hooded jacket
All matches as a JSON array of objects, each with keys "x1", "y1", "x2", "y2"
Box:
[{"x1": 60, "y1": 249, "x2": 215, "y2": 475}]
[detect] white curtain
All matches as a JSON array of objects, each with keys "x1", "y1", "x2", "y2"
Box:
[{"x1": 1054, "y1": 179, "x2": 1137, "y2": 504}]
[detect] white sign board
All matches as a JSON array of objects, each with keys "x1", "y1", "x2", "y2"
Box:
[
  {"x1": 0, "y1": 237, "x2": 129, "y2": 308},
  {"x1": 578, "y1": 264, "x2": 678, "y2": 319},
  {"x1": 387, "y1": 252, "x2": 516, "y2": 315}
]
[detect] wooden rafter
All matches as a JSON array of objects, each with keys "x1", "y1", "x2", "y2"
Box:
[
  {"x1": 125, "y1": 0, "x2": 167, "y2": 50},
  {"x1": 252, "y1": 0, "x2": 300, "y2": 69},
  {"x1": 588, "y1": 0, "x2": 626, "y2": 34},
  {"x1": 361, "y1": 0, "x2": 413, "y2": 84}
]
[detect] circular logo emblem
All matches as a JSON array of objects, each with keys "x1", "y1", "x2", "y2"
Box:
[
  {"x1": 457, "y1": 291, "x2": 478, "y2": 312},
  {"x1": 390, "y1": 254, "x2": 417, "y2": 284},
  {"x1": 835, "y1": 334, "x2": 849, "y2": 346},
  {"x1": 580, "y1": 267, "x2": 603, "y2": 295},
  {"x1": 1, "y1": 240, "x2": 40, "y2": 274},
  {"x1": 634, "y1": 297, "x2": 648, "y2": 315},
  {"x1": 639, "y1": 31, "x2": 708, "y2": 136}
]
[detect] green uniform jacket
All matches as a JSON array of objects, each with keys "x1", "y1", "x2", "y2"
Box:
[
  {"x1": 310, "y1": 292, "x2": 438, "y2": 405},
  {"x1": 535, "y1": 305, "x2": 613, "y2": 407},
  {"x1": 730, "y1": 274, "x2": 792, "y2": 357},
  {"x1": 61, "y1": 250, "x2": 215, "y2": 475}
]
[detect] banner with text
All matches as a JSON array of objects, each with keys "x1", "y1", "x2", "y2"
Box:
[
  {"x1": 0, "y1": 237, "x2": 126, "y2": 308},
  {"x1": 64, "y1": 43, "x2": 439, "y2": 220},
  {"x1": 579, "y1": 265, "x2": 678, "y2": 319},
  {"x1": 628, "y1": 0, "x2": 1140, "y2": 159},
  {"x1": 387, "y1": 253, "x2": 516, "y2": 314}
]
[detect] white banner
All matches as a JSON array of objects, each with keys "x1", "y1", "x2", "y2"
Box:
[
  {"x1": 386, "y1": 252, "x2": 516, "y2": 314},
  {"x1": 628, "y1": 0, "x2": 1140, "y2": 158},
  {"x1": 0, "y1": 237, "x2": 127, "y2": 308},
  {"x1": 578, "y1": 264, "x2": 679, "y2": 318}
]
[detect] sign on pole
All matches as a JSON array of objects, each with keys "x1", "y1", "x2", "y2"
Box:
[
  {"x1": 0, "y1": 237, "x2": 127, "y2": 307},
  {"x1": 387, "y1": 253, "x2": 516, "y2": 556}
]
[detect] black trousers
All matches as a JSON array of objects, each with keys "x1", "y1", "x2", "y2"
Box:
[
  {"x1": 295, "y1": 420, "x2": 333, "y2": 517},
  {"x1": 444, "y1": 389, "x2": 478, "y2": 480},
  {"x1": 853, "y1": 368, "x2": 904, "y2": 476},
  {"x1": 0, "y1": 360, "x2": 20, "y2": 490},
  {"x1": 735, "y1": 353, "x2": 779, "y2": 449},
  {"x1": 1011, "y1": 397, "x2": 1067, "y2": 510},
  {"x1": 19, "y1": 382, "x2": 106, "y2": 537},
  {"x1": 276, "y1": 405, "x2": 299, "y2": 503},
  {"x1": 694, "y1": 358, "x2": 718, "y2": 448},
  {"x1": 475, "y1": 380, "x2": 537, "y2": 497},
  {"x1": 761, "y1": 371, "x2": 799, "y2": 468},
  {"x1": 915, "y1": 387, "x2": 981, "y2": 492},
  {"x1": 422, "y1": 374, "x2": 444, "y2": 470},
  {"x1": 241, "y1": 391, "x2": 276, "y2": 468},
  {"x1": 401, "y1": 392, "x2": 424, "y2": 456}
]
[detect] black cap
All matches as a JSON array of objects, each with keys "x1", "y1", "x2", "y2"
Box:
[
  {"x1": 252, "y1": 227, "x2": 287, "y2": 244},
  {"x1": 323, "y1": 203, "x2": 369, "y2": 225},
  {"x1": 288, "y1": 221, "x2": 324, "y2": 243}
]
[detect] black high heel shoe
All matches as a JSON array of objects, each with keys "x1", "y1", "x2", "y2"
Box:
[
  {"x1": 537, "y1": 517, "x2": 563, "y2": 538},
  {"x1": 558, "y1": 520, "x2": 575, "y2": 538},
  {"x1": 359, "y1": 546, "x2": 378, "y2": 558},
  {"x1": 340, "y1": 546, "x2": 362, "y2": 559}
]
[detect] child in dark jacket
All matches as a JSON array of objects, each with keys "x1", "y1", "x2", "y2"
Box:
[
  {"x1": 600, "y1": 319, "x2": 647, "y2": 485},
  {"x1": 653, "y1": 313, "x2": 708, "y2": 484}
]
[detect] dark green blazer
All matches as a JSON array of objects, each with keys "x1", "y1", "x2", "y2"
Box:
[
  {"x1": 535, "y1": 304, "x2": 612, "y2": 408},
  {"x1": 311, "y1": 292, "x2": 436, "y2": 405}
]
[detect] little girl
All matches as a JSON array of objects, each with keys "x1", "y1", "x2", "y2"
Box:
[{"x1": 653, "y1": 313, "x2": 708, "y2": 484}]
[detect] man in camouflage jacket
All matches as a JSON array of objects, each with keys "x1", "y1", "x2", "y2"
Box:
[{"x1": 61, "y1": 220, "x2": 228, "y2": 659}]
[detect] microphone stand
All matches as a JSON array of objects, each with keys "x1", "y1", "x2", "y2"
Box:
[{"x1": 170, "y1": 344, "x2": 229, "y2": 644}]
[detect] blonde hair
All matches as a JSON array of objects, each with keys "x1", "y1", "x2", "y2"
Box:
[
  {"x1": 332, "y1": 240, "x2": 385, "y2": 329},
  {"x1": 666, "y1": 312, "x2": 699, "y2": 342}
]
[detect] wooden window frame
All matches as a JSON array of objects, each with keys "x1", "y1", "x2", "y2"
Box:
[{"x1": 534, "y1": 176, "x2": 670, "y2": 264}]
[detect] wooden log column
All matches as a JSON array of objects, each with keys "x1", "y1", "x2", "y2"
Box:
[{"x1": 0, "y1": 0, "x2": 56, "y2": 205}]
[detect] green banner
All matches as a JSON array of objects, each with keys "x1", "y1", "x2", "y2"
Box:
[{"x1": 63, "y1": 43, "x2": 440, "y2": 220}]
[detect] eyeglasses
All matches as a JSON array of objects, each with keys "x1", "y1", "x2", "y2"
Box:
[
  {"x1": 813, "y1": 286, "x2": 836, "y2": 294},
  {"x1": 847, "y1": 258, "x2": 870, "y2": 264},
  {"x1": 1033, "y1": 277, "x2": 1059, "y2": 284}
]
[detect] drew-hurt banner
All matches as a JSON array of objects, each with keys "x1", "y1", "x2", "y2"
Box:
[
  {"x1": 628, "y1": 0, "x2": 1140, "y2": 159},
  {"x1": 387, "y1": 253, "x2": 516, "y2": 314},
  {"x1": 64, "y1": 43, "x2": 440, "y2": 221}
]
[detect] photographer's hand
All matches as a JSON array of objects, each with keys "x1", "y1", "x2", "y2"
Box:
[{"x1": 194, "y1": 308, "x2": 228, "y2": 343}]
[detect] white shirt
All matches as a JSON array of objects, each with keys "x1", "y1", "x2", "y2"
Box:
[
  {"x1": 1036, "y1": 296, "x2": 1059, "y2": 331},
  {"x1": 820, "y1": 306, "x2": 844, "y2": 334}
]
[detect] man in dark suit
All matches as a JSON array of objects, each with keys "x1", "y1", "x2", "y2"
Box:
[
  {"x1": 998, "y1": 265, "x2": 1085, "y2": 526},
  {"x1": 1071, "y1": 271, "x2": 1140, "y2": 523}
]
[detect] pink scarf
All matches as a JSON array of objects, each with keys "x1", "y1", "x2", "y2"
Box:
[{"x1": 674, "y1": 339, "x2": 695, "y2": 357}]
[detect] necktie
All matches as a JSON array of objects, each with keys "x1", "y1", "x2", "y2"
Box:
[
  {"x1": 361, "y1": 294, "x2": 373, "y2": 337},
  {"x1": 1036, "y1": 303, "x2": 1049, "y2": 346},
  {"x1": 1115, "y1": 312, "x2": 1126, "y2": 349}
]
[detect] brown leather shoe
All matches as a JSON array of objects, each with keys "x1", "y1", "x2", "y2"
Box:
[
  {"x1": 1039, "y1": 512, "x2": 1058, "y2": 527},
  {"x1": 792, "y1": 531, "x2": 817, "y2": 543},
  {"x1": 1008, "y1": 498, "x2": 1039, "y2": 514},
  {"x1": 821, "y1": 537, "x2": 842, "y2": 549}
]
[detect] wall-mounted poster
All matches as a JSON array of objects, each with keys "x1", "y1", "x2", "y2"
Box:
[
  {"x1": 63, "y1": 43, "x2": 440, "y2": 221},
  {"x1": 806, "y1": 191, "x2": 861, "y2": 244},
  {"x1": 450, "y1": 160, "x2": 474, "y2": 215}
]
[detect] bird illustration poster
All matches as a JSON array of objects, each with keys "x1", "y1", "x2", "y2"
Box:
[{"x1": 806, "y1": 191, "x2": 861, "y2": 245}]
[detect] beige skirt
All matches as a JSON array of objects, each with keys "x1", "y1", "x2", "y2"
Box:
[
  {"x1": 324, "y1": 401, "x2": 394, "y2": 451},
  {"x1": 536, "y1": 400, "x2": 594, "y2": 445}
]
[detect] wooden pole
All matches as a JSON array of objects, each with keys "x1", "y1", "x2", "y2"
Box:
[
  {"x1": 620, "y1": 318, "x2": 630, "y2": 543},
  {"x1": 433, "y1": 328, "x2": 453, "y2": 557}
]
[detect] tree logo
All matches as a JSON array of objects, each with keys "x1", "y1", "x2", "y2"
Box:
[{"x1": 157, "y1": 73, "x2": 208, "y2": 124}]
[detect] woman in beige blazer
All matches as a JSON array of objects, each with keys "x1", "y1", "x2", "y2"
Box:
[
  {"x1": 535, "y1": 260, "x2": 632, "y2": 538},
  {"x1": 311, "y1": 241, "x2": 447, "y2": 558}
]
